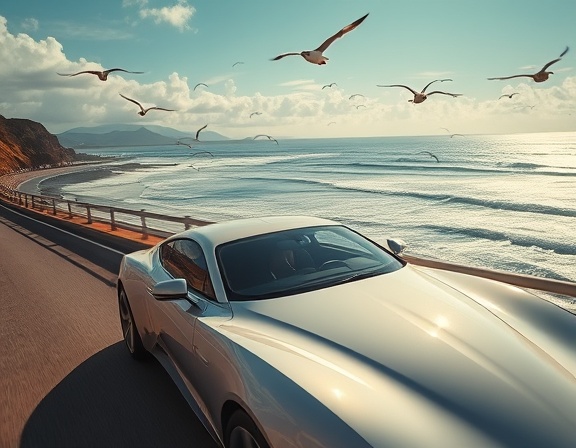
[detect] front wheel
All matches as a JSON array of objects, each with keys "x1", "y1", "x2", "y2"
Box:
[
  {"x1": 118, "y1": 286, "x2": 147, "y2": 360},
  {"x1": 225, "y1": 410, "x2": 270, "y2": 448}
]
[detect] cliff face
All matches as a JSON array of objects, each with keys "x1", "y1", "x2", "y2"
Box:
[{"x1": 0, "y1": 115, "x2": 76, "y2": 175}]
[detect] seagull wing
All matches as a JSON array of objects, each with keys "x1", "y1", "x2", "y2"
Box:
[
  {"x1": 559, "y1": 46, "x2": 570, "y2": 58},
  {"x1": 540, "y1": 57, "x2": 563, "y2": 72},
  {"x1": 191, "y1": 151, "x2": 214, "y2": 157},
  {"x1": 232, "y1": 61, "x2": 244, "y2": 67},
  {"x1": 421, "y1": 78, "x2": 452, "y2": 93},
  {"x1": 377, "y1": 84, "x2": 419, "y2": 95},
  {"x1": 119, "y1": 93, "x2": 144, "y2": 111},
  {"x1": 194, "y1": 83, "x2": 208, "y2": 91},
  {"x1": 487, "y1": 74, "x2": 532, "y2": 81},
  {"x1": 427, "y1": 91, "x2": 462, "y2": 98},
  {"x1": 272, "y1": 52, "x2": 301, "y2": 61},
  {"x1": 195, "y1": 124, "x2": 208, "y2": 140},
  {"x1": 105, "y1": 68, "x2": 145, "y2": 75},
  {"x1": 149, "y1": 107, "x2": 175, "y2": 112},
  {"x1": 58, "y1": 70, "x2": 100, "y2": 77},
  {"x1": 315, "y1": 13, "x2": 369, "y2": 53}
]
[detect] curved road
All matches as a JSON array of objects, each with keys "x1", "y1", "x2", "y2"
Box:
[{"x1": 0, "y1": 202, "x2": 217, "y2": 448}]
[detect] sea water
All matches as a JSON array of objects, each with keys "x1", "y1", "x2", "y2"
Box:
[{"x1": 45, "y1": 132, "x2": 576, "y2": 293}]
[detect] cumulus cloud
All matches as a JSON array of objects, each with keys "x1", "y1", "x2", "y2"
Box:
[
  {"x1": 0, "y1": 14, "x2": 575, "y2": 139},
  {"x1": 139, "y1": 0, "x2": 196, "y2": 31}
]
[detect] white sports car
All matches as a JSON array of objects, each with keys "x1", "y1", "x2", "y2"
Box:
[{"x1": 117, "y1": 215, "x2": 576, "y2": 448}]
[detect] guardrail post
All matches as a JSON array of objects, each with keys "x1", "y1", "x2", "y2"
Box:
[
  {"x1": 86, "y1": 205, "x2": 92, "y2": 224},
  {"x1": 31, "y1": 196, "x2": 35, "y2": 209},
  {"x1": 25, "y1": 194, "x2": 28, "y2": 208},
  {"x1": 110, "y1": 209, "x2": 117, "y2": 231},
  {"x1": 67, "y1": 202, "x2": 73, "y2": 219},
  {"x1": 140, "y1": 209, "x2": 148, "y2": 240},
  {"x1": 184, "y1": 216, "x2": 192, "y2": 230},
  {"x1": 18, "y1": 192, "x2": 22, "y2": 205},
  {"x1": 51, "y1": 199, "x2": 57, "y2": 215}
]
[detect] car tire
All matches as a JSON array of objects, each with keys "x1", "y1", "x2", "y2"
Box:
[
  {"x1": 225, "y1": 410, "x2": 270, "y2": 448},
  {"x1": 118, "y1": 286, "x2": 147, "y2": 360}
]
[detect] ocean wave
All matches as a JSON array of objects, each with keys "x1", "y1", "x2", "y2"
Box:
[{"x1": 420, "y1": 224, "x2": 576, "y2": 256}]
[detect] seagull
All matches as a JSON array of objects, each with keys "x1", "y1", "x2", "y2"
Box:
[
  {"x1": 488, "y1": 46, "x2": 569, "y2": 83},
  {"x1": 355, "y1": 104, "x2": 366, "y2": 109},
  {"x1": 349, "y1": 93, "x2": 365, "y2": 100},
  {"x1": 272, "y1": 13, "x2": 369, "y2": 65},
  {"x1": 58, "y1": 68, "x2": 144, "y2": 81},
  {"x1": 250, "y1": 111, "x2": 262, "y2": 118},
  {"x1": 254, "y1": 134, "x2": 279, "y2": 145},
  {"x1": 232, "y1": 61, "x2": 244, "y2": 67},
  {"x1": 119, "y1": 94, "x2": 175, "y2": 116},
  {"x1": 416, "y1": 151, "x2": 440, "y2": 163},
  {"x1": 499, "y1": 93, "x2": 520, "y2": 100},
  {"x1": 378, "y1": 79, "x2": 461, "y2": 103},
  {"x1": 195, "y1": 124, "x2": 208, "y2": 141},
  {"x1": 327, "y1": 121, "x2": 337, "y2": 126},
  {"x1": 191, "y1": 150, "x2": 214, "y2": 157},
  {"x1": 322, "y1": 83, "x2": 337, "y2": 89},
  {"x1": 176, "y1": 140, "x2": 192, "y2": 148},
  {"x1": 440, "y1": 127, "x2": 464, "y2": 138},
  {"x1": 194, "y1": 83, "x2": 208, "y2": 91}
]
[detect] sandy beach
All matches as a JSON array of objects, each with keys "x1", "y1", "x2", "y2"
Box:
[{"x1": 0, "y1": 164, "x2": 103, "y2": 193}]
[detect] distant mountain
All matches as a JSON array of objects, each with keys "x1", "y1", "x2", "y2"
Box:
[{"x1": 58, "y1": 123, "x2": 229, "y2": 146}]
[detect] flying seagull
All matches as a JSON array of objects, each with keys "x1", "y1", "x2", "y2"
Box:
[
  {"x1": 378, "y1": 79, "x2": 461, "y2": 103},
  {"x1": 191, "y1": 151, "x2": 214, "y2": 158},
  {"x1": 272, "y1": 13, "x2": 369, "y2": 65},
  {"x1": 58, "y1": 68, "x2": 144, "y2": 81},
  {"x1": 119, "y1": 94, "x2": 175, "y2": 116},
  {"x1": 349, "y1": 93, "x2": 365, "y2": 100},
  {"x1": 488, "y1": 46, "x2": 569, "y2": 83},
  {"x1": 254, "y1": 134, "x2": 279, "y2": 145},
  {"x1": 250, "y1": 111, "x2": 262, "y2": 118},
  {"x1": 417, "y1": 151, "x2": 440, "y2": 163},
  {"x1": 499, "y1": 93, "x2": 520, "y2": 100},
  {"x1": 176, "y1": 140, "x2": 192, "y2": 148},
  {"x1": 327, "y1": 121, "x2": 337, "y2": 126},
  {"x1": 355, "y1": 104, "x2": 366, "y2": 109},
  {"x1": 195, "y1": 124, "x2": 208, "y2": 141},
  {"x1": 440, "y1": 127, "x2": 464, "y2": 138},
  {"x1": 232, "y1": 61, "x2": 244, "y2": 67},
  {"x1": 322, "y1": 83, "x2": 337, "y2": 89},
  {"x1": 194, "y1": 83, "x2": 208, "y2": 91}
]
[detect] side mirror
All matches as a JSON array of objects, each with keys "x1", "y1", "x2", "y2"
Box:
[
  {"x1": 151, "y1": 278, "x2": 188, "y2": 301},
  {"x1": 386, "y1": 238, "x2": 407, "y2": 256}
]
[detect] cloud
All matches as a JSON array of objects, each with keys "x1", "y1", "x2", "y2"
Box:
[
  {"x1": 138, "y1": 0, "x2": 196, "y2": 31},
  {"x1": 0, "y1": 14, "x2": 575, "y2": 139},
  {"x1": 21, "y1": 18, "x2": 39, "y2": 32}
]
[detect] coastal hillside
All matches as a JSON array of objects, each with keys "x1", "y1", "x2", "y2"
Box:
[
  {"x1": 57, "y1": 124, "x2": 229, "y2": 148},
  {"x1": 0, "y1": 115, "x2": 76, "y2": 175}
]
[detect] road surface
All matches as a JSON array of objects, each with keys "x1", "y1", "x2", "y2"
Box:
[{"x1": 0, "y1": 202, "x2": 217, "y2": 448}]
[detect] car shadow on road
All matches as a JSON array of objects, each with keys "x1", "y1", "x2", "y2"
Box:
[{"x1": 20, "y1": 342, "x2": 219, "y2": 448}]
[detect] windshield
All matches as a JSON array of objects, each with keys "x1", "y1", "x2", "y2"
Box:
[{"x1": 217, "y1": 225, "x2": 404, "y2": 301}]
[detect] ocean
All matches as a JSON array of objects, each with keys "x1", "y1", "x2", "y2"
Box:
[{"x1": 38, "y1": 132, "x2": 576, "y2": 293}]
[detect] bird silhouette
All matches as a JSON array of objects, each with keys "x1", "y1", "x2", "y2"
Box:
[
  {"x1": 119, "y1": 94, "x2": 175, "y2": 116},
  {"x1": 416, "y1": 151, "x2": 440, "y2": 162},
  {"x1": 488, "y1": 46, "x2": 569, "y2": 83},
  {"x1": 378, "y1": 79, "x2": 461, "y2": 103},
  {"x1": 250, "y1": 111, "x2": 262, "y2": 118},
  {"x1": 58, "y1": 68, "x2": 144, "y2": 81},
  {"x1": 232, "y1": 61, "x2": 244, "y2": 67},
  {"x1": 272, "y1": 13, "x2": 369, "y2": 65},
  {"x1": 194, "y1": 83, "x2": 208, "y2": 91},
  {"x1": 499, "y1": 93, "x2": 520, "y2": 100},
  {"x1": 254, "y1": 134, "x2": 279, "y2": 145},
  {"x1": 322, "y1": 83, "x2": 337, "y2": 89},
  {"x1": 195, "y1": 124, "x2": 208, "y2": 141}
]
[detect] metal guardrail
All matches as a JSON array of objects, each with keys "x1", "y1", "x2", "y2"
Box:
[
  {"x1": 0, "y1": 184, "x2": 214, "y2": 238},
  {"x1": 0, "y1": 182, "x2": 575, "y2": 300}
]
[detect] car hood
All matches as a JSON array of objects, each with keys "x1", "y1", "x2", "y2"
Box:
[{"x1": 223, "y1": 265, "x2": 576, "y2": 447}]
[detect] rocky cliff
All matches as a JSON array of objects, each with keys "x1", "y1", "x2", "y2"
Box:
[{"x1": 0, "y1": 115, "x2": 76, "y2": 175}]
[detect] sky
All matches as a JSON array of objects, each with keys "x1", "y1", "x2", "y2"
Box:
[{"x1": 1, "y1": 0, "x2": 575, "y2": 139}]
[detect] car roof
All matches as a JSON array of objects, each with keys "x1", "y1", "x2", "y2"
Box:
[{"x1": 166, "y1": 215, "x2": 339, "y2": 249}]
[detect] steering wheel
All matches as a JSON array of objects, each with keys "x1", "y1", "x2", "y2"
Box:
[{"x1": 319, "y1": 260, "x2": 349, "y2": 271}]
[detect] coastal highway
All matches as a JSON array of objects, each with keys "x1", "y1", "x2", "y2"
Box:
[{"x1": 0, "y1": 202, "x2": 217, "y2": 448}]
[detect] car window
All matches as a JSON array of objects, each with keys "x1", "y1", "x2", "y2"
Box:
[
  {"x1": 159, "y1": 238, "x2": 216, "y2": 300},
  {"x1": 217, "y1": 225, "x2": 404, "y2": 301}
]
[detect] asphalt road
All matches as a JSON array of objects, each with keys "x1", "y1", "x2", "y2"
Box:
[{"x1": 0, "y1": 202, "x2": 217, "y2": 448}]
